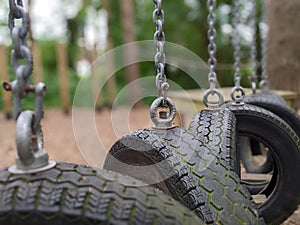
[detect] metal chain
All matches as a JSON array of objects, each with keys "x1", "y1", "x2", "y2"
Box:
[
  {"x1": 150, "y1": 0, "x2": 177, "y2": 129},
  {"x1": 249, "y1": 0, "x2": 258, "y2": 94},
  {"x1": 4, "y1": 0, "x2": 55, "y2": 174},
  {"x1": 259, "y1": 0, "x2": 269, "y2": 91},
  {"x1": 207, "y1": 0, "x2": 217, "y2": 91},
  {"x1": 4, "y1": 0, "x2": 45, "y2": 128},
  {"x1": 203, "y1": 0, "x2": 224, "y2": 109},
  {"x1": 233, "y1": 0, "x2": 241, "y2": 88},
  {"x1": 231, "y1": 0, "x2": 245, "y2": 103},
  {"x1": 153, "y1": 0, "x2": 169, "y2": 102}
]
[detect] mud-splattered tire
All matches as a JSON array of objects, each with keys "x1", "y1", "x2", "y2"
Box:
[
  {"x1": 104, "y1": 131, "x2": 214, "y2": 224},
  {"x1": 188, "y1": 108, "x2": 239, "y2": 175},
  {"x1": 225, "y1": 103, "x2": 300, "y2": 225},
  {"x1": 151, "y1": 127, "x2": 264, "y2": 225},
  {"x1": 0, "y1": 162, "x2": 204, "y2": 225}
]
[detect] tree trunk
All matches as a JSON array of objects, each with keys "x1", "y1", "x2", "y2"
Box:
[
  {"x1": 120, "y1": 0, "x2": 142, "y2": 107},
  {"x1": 0, "y1": 45, "x2": 12, "y2": 119},
  {"x1": 267, "y1": 0, "x2": 300, "y2": 108},
  {"x1": 103, "y1": 0, "x2": 117, "y2": 108},
  {"x1": 56, "y1": 43, "x2": 71, "y2": 114}
]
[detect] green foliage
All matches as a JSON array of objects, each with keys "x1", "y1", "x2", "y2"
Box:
[{"x1": 0, "y1": 0, "x2": 261, "y2": 110}]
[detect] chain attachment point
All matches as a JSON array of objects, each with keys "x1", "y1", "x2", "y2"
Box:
[
  {"x1": 6, "y1": 0, "x2": 55, "y2": 174},
  {"x1": 150, "y1": 97, "x2": 176, "y2": 129},
  {"x1": 203, "y1": 89, "x2": 224, "y2": 109},
  {"x1": 231, "y1": 86, "x2": 245, "y2": 104}
]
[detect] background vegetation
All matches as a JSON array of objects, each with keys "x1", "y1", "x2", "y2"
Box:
[{"x1": 0, "y1": 0, "x2": 266, "y2": 109}]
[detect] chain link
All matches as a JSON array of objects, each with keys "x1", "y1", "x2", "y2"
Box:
[
  {"x1": 153, "y1": 0, "x2": 168, "y2": 101},
  {"x1": 259, "y1": 0, "x2": 269, "y2": 91},
  {"x1": 231, "y1": 0, "x2": 245, "y2": 103},
  {"x1": 232, "y1": 0, "x2": 241, "y2": 88},
  {"x1": 249, "y1": 0, "x2": 258, "y2": 94},
  {"x1": 207, "y1": 0, "x2": 217, "y2": 91},
  {"x1": 4, "y1": 0, "x2": 45, "y2": 129},
  {"x1": 203, "y1": 0, "x2": 224, "y2": 109}
]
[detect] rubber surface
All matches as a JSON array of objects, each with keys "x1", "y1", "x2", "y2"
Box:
[
  {"x1": 151, "y1": 127, "x2": 264, "y2": 225},
  {"x1": 244, "y1": 94, "x2": 300, "y2": 138},
  {"x1": 188, "y1": 108, "x2": 240, "y2": 175},
  {"x1": 225, "y1": 103, "x2": 300, "y2": 225},
  {"x1": 243, "y1": 92, "x2": 299, "y2": 174},
  {"x1": 0, "y1": 162, "x2": 204, "y2": 225},
  {"x1": 248, "y1": 91, "x2": 286, "y2": 106},
  {"x1": 104, "y1": 131, "x2": 214, "y2": 224}
]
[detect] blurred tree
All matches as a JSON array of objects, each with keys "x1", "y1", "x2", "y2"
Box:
[
  {"x1": 120, "y1": 0, "x2": 142, "y2": 106},
  {"x1": 267, "y1": 0, "x2": 300, "y2": 107}
]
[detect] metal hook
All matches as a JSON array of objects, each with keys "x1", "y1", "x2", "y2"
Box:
[{"x1": 8, "y1": 110, "x2": 55, "y2": 174}]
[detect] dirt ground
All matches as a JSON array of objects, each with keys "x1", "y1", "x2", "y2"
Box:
[{"x1": 0, "y1": 107, "x2": 299, "y2": 224}]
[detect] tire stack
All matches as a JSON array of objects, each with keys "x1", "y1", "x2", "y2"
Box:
[
  {"x1": 1, "y1": 93, "x2": 299, "y2": 225},
  {"x1": 103, "y1": 92, "x2": 300, "y2": 225}
]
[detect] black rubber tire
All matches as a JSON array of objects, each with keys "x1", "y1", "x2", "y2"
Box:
[
  {"x1": 250, "y1": 91, "x2": 287, "y2": 106},
  {"x1": 225, "y1": 103, "x2": 300, "y2": 225},
  {"x1": 244, "y1": 94, "x2": 300, "y2": 137},
  {"x1": 151, "y1": 127, "x2": 264, "y2": 225},
  {"x1": 104, "y1": 131, "x2": 214, "y2": 224},
  {"x1": 188, "y1": 108, "x2": 240, "y2": 175},
  {"x1": 243, "y1": 93, "x2": 300, "y2": 174},
  {"x1": 0, "y1": 162, "x2": 204, "y2": 225}
]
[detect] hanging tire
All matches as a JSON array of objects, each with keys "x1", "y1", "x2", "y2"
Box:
[
  {"x1": 151, "y1": 127, "x2": 264, "y2": 225},
  {"x1": 225, "y1": 103, "x2": 300, "y2": 225},
  {"x1": 242, "y1": 93, "x2": 300, "y2": 174},
  {"x1": 251, "y1": 91, "x2": 287, "y2": 106},
  {"x1": 104, "y1": 130, "x2": 214, "y2": 224},
  {"x1": 244, "y1": 94, "x2": 300, "y2": 136},
  {"x1": 0, "y1": 162, "x2": 204, "y2": 225},
  {"x1": 188, "y1": 108, "x2": 240, "y2": 175}
]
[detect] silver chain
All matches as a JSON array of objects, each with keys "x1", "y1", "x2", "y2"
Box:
[
  {"x1": 249, "y1": 0, "x2": 258, "y2": 94},
  {"x1": 232, "y1": 0, "x2": 241, "y2": 88},
  {"x1": 203, "y1": 0, "x2": 224, "y2": 109},
  {"x1": 231, "y1": 0, "x2": 245, "y2": 103},
  {"x1": 4, "y1": 0, "x2": 55, "y2": 174},
  {"x1": 4, "y1": 0, "x2": 45, "y2": 130},
  {"x1": 259, "y1": 0, "x2": 269, "y2": 91},
  {"x1": 207, "y1": 0, "x2": 217, "y2": 91},
  {"x1": 153, "y1": 0, "x2": 169, "y2": 101}
]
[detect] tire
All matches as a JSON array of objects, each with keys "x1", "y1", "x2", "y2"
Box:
[
  {"x1": 244, "y1": 94, "x2": 300, "y2": 137},
  {"x1": 225, "y1": 103, "x2": 300, "y2": 225},
  {"x1": 104, "y1": 130, "x2": 214, "y2": 224},
  {"x1": 188, "y1": 108, "x2": 240, "y2": 175},
  {"x1": 0, "y1": 162, "x2": 204, "y2": 225},
  {"x1": 250, "y1": 91, "x2": 286, "y2": 106},
  {"x1": 151, "y1": 127, "x2": 264, "y2": 225},
  {"x1": 243, "y1": 93, "x2": 300, "y2": 174}
]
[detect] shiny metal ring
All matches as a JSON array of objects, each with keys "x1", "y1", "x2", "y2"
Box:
[
  {"x1": 203, "y1": 88, "x2": 224, "y2": 109},
  {"x1": 231, "y1": 86, "x2": 246, "y2": 103},
  {"x1": 150, "y1": 97, "x2": 176, "y2": 129}
]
